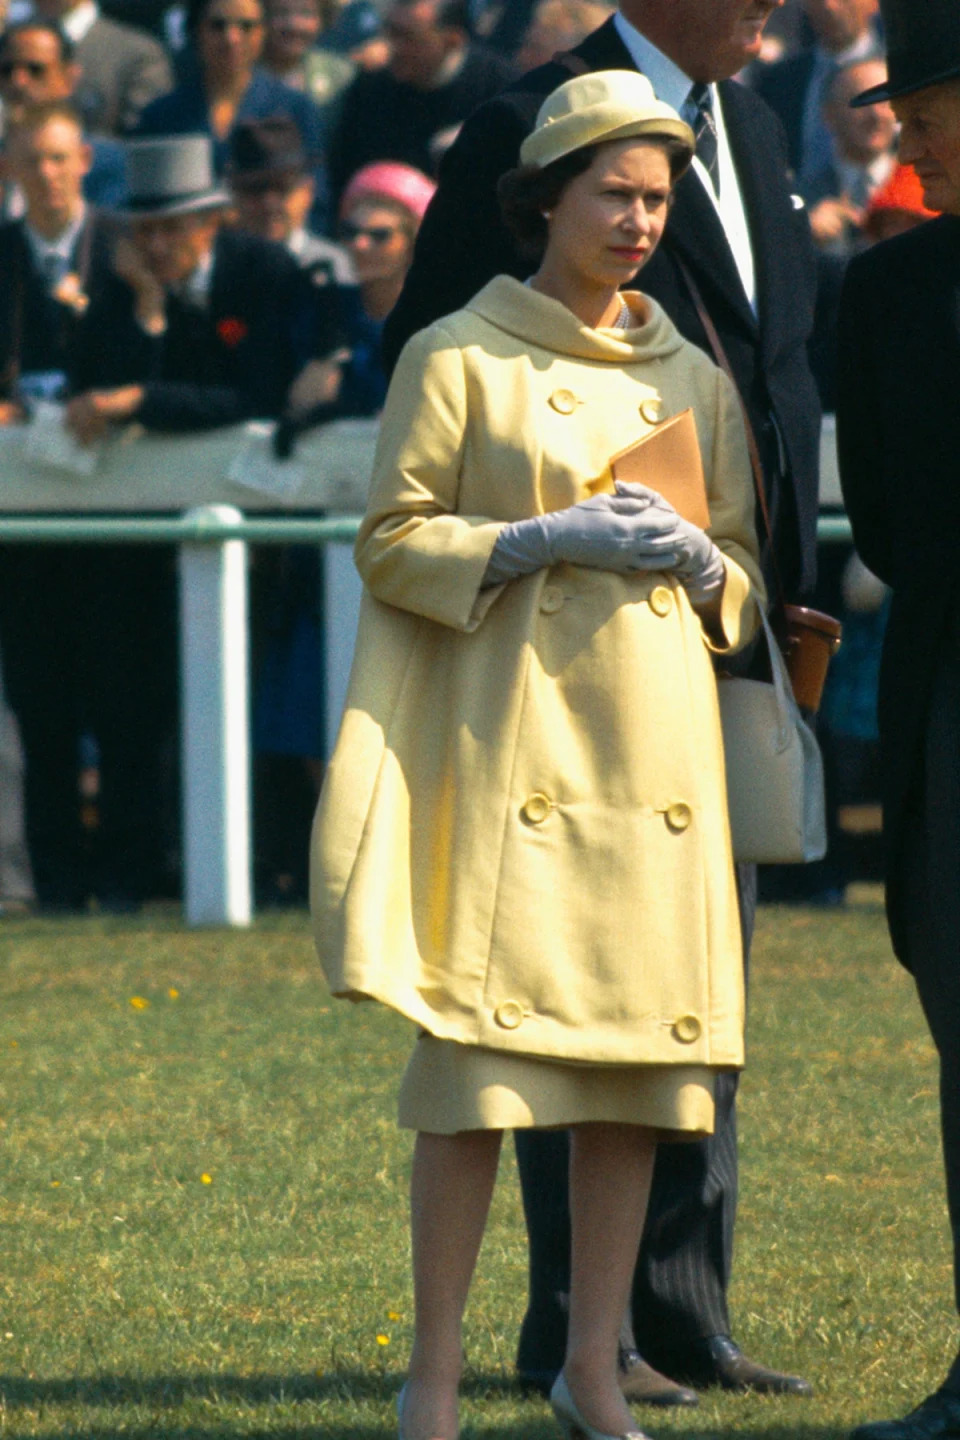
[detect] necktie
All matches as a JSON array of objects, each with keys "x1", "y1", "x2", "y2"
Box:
[
  {"x1": 43, "y1": 251, "x2": 64, "y2": 290},
  {"x1": 687, "y1": 82, "x2": 720, "y2": 197}
]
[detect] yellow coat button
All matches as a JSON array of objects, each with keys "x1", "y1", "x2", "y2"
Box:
[
  {"x1": 549, "y1": 388, "x2": 578, "y2": 415},
  {"x1": 649, "y1": 586, "x2": 673, "y2": 617},
  {"x1": 666, "y1": 802, "x2": 693, "y2": 832},
  {"x1": 522, "y1": 792, "x2": 552, "y2": 824},
  {"x1": 672, "y1": 1014, "x2": 702, "y2": 1044},
  {"x1": 639, "y1": 397, "x2": 663, "y2": 424},
  {"x1": 495, "y1": 1000, "x2": 525, "y2": 1030},
  {"x1": 540, "y1": 586, "x2": 564, "y2": 614}
]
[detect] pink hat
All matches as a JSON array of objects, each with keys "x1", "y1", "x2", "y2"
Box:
[{"x1": 339, "y1": 162, "x2": 437, "y2": 224}]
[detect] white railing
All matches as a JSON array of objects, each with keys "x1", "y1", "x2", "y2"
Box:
[{"x1": 0, "y1": 414, "x2": 851, "y2": 928}]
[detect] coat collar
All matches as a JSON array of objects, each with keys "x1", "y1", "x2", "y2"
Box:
[{"x1": 464, "y1": 274, "x2": 686, "y2": 363}]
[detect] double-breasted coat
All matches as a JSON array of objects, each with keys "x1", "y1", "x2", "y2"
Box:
[
  {"x1": 383, "y1": 17, "x2": 821, "y2": 602},
  {"x1": 311, "y1": 277, "x2": 764, "y2": 1069}
]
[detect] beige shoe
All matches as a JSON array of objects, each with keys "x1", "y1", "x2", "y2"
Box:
[{"x1": 549, "y1": 1372, "x2": 653, "y2": 1440}]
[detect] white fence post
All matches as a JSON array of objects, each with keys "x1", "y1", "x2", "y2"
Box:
[
  {"x1": 323, "y1": 541, "x2": 364, "y2": 756},
  {"x1": 178, "y1": 504, "x2": 251, "y2": 926}
]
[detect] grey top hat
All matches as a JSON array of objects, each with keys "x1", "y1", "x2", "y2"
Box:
[
  {"x1": 852, "y1": 0, "x2": 960, "y2": 106},
  {"x1": 121, "y1": 135, "x2": 231, "y2": 216}
]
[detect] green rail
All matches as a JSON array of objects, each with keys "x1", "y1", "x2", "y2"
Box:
[
  {"x1": 0, "y1": 513, "x2": 854, "y2": 544},
  {"x1": 0, "y1": 513, "x2": 363, "y2": 543}
]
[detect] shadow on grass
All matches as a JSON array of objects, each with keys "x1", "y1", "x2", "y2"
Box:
[{"x1": 0, "y1": 1376, "x2": 854, "y2": 1438}]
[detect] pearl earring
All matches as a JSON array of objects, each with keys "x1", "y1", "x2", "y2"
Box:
[{"x1": 541, "y1": 210, "x2": 552, "y2": 219}]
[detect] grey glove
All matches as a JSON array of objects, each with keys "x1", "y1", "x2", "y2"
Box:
[
  {"x1": 482, "y1": 490, "x2": 679, "y2": 587},
  {"x1": 612, "y1": 481, "x2": 726, "y2": 607}
]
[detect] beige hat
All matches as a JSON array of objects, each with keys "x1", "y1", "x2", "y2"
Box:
[{"x1": 519, "y1": 70, "x2": 694, "y2": 170}]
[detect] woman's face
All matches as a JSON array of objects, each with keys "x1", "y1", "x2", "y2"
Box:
[
  {"x1": 544, "y1": 138, "x2": 673, "y2": 292},
  {"x1": 197, "y1": 0, "x2": 265, "y2": 81},
  {"x1": 340, "y1": 199, "x2": 413, "y2": 285}
]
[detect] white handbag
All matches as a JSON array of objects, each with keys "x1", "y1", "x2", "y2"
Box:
[{"x1": 718, "y1": 609, "x2": 827, "y2": 865}]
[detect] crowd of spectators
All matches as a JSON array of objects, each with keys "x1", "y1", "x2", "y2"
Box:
[{"x1": 0, "y1": 0, "x2": 936, "y2": 913}]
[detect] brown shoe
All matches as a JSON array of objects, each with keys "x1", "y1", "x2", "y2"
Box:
[
  {"x1": 667, "y1": 1335, "x2": 813, "y2": 1396},
  {"x1": 618, "y1": 1348, "x2": 699, "y2": 1407}
]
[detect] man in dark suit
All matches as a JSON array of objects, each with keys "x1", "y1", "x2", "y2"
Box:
[
  {"x1": 384, "y1": 0, "x2": 820, "y2": 1407},
  {"x1": 0, "y1": 101, "x2": 129, "y2": 910},
  {"x1": 66, "y1": 134, "x2": 305, "y2": 435},
  {"x1": 753, "y1": 0, "x2": 881, "y2": 185},
  {"x1": 837, "y1": 5, "x2": 960, "y2": 1438}
]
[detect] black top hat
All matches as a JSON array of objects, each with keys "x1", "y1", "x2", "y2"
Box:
[
  {"x1": 228, "y1": 117, "x2": 312, "y2": 187},
  {"x1": 852, "y1": 0, "x2": 960, "y2": 106}
]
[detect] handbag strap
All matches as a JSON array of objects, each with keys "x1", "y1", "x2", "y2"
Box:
[
  {"x1": 672, "y1": 251, "x2": 787, "y2": 614},
  {"x1": 550, "y1": 49, "x2": 591, "y2": 75},
  {"x1": 756, "y1": 604, "x2": 795, "y2": 750}
]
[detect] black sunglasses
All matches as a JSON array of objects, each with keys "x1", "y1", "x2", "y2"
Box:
[
  {"x1": 0, "y1": 59, "x2": 50, "y2": 79},
  {"x1": 339, "y1": 220, "x2": 403, "y2": 245}
]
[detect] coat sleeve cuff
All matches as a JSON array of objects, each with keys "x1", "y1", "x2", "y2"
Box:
[
  {"x1": 356, "y1": 516, "x2": 507, "y2": 633},
  {"x1": 703, "y1": 555, "x2": 761, "y2": 655}
]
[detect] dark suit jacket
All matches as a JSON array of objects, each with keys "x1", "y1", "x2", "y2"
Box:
[
  {"x1": 327, "y1": 43, "x2": 516, "y2": 203},
  {"x1": 69, "y1": 227, "x2": 304, "y2": 429},
  {"x1": 384, "y1": 19, "x2": 821, "y2": 599},
  {"x1": 751, "y1": 49, "x2": 817, "y2": 179},
  {"x1": 0, "y1": 211, "x2": 118, "y2": 399},
  {"x1": 836, "y1": 215, "x2": 960, "y2": 962}
]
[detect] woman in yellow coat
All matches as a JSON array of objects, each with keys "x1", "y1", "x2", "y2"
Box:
[{"x1": 311, "y1": 71, "x2": 764, "y2": 1440}]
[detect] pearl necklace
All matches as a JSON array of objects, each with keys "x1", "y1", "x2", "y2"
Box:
[{"x1": 523, "y1": 276, "x2": 632, "y2": 331}]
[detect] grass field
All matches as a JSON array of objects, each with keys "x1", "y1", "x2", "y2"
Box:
[{"x1": 0, "y1": 898, "x2": 955, "y2": 1439}]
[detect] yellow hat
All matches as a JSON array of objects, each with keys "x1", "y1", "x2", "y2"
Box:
[{"x1": 519, "y1": 70, "x2": 695, "y2": 171}]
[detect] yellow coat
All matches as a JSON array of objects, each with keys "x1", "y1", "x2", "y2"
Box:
[{"x1": 311, "y1": 276, "x2": 764, "y2": 1069}]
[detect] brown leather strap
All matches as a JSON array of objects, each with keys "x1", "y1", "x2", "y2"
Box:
[
  {"x1": 551, "y1": 48, "x2": 591, "y2": 75},
  {"x1": 673, "y1": 250, "x2": 786, "y2": 612}
]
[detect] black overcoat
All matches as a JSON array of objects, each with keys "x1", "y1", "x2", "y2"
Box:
[
  {"x1": 383, "y1": 18, "x2": 822, "y2": 600},
  {"x1": 836, "y1": 214, "x2": 960, "y2": 964}
]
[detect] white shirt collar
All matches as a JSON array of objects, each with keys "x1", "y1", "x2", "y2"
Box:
[
  {"x1": 611, "y1": 11, "x2": 757, "y2": 313},
  {"x1": 25, "y1": 204, "x2": 86, "y2": 269},
  {"x1": 612, "y1": 12, "x2": 693, "y2": 115},
  {"x1": 171, "y1": 245, "x2": 215, "y2": 307},
  {"x1": 58, "y1": 0, "x2": 99, "y2": 43}
]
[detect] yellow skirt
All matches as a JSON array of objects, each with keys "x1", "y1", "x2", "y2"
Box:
[{"x1": 398, "y1": 1034, "x2": 716, "y2": 1138}]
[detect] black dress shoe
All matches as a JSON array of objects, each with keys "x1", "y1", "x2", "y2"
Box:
[
  {"x1": 618, "y1": 1349, "x2": 699, "y2": 1408},
  {"x1": 667, "y1": 1335, "x2": 813, "y2": 1396},
  {"x1": 850, "y1": 1392, "x2": 960, "y2": 1440}
]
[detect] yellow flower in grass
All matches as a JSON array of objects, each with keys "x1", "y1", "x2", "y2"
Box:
[
  {"x1": 168, "y1": 988, "x2": 180, "y2": 1000},
  {"x1": 201, "y1": 1172, "x2": 213, "y2": 1185},
  {"x1": 387, "y1": 1311, "x2": 401, "y2": 1321},
  {"x1": 129, "y1": 996, "x2": 149, "y2": 1010},
  {"x1": 376, "y1": 1334, "x2": 390, "y2": 1347}
]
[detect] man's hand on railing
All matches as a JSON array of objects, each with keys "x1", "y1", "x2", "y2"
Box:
[{"x1": 65, "y1": 387, "x2": 146, "y2": 446}]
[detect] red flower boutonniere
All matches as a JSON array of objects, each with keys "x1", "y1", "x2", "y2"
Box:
[{"x1": 217, "y1": 316, "x2": 248, "y2": 347}]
